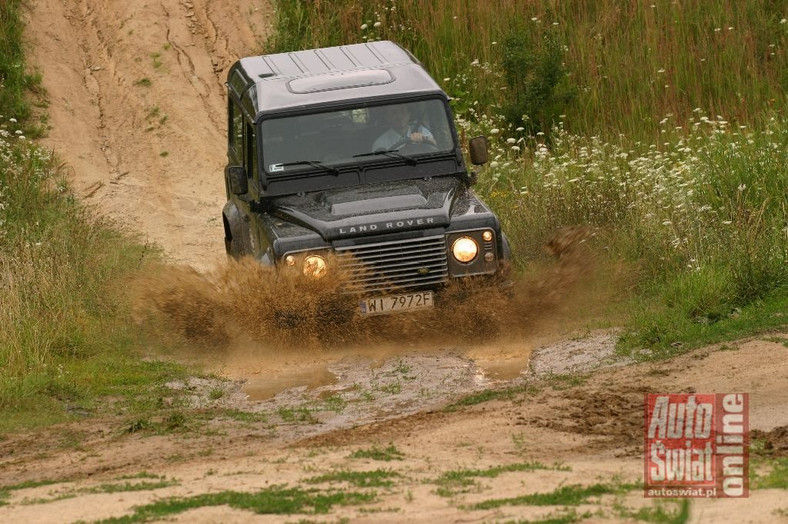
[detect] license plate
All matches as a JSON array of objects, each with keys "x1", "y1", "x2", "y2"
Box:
[{"x1": 359, "y1": 291, "x2": 434, "y2": 316}]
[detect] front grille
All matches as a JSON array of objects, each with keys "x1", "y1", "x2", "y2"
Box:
[{"x1": 335, "y1": 235, "x2": 449, "y2": 294}]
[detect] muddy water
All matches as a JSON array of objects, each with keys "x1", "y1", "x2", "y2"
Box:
[
  {"x1": 242, "y1": 365, "x2": 339, "y2": 400},
  {"x1": 132, "y1": 230, "x2": 603, "y2": 407}
]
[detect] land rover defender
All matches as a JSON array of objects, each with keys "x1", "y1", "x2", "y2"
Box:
[{"x1": 222, "y1": 41, "x2": 510, "y2": 316}]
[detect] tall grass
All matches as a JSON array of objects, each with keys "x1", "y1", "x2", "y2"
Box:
[
  {"x1": 0, "y1": 2, "x2": 188, "y2": 429},
  {"x1": 267, "y1": 0, "x2": 787, "y2": 141},
  {"x1": 475, "y1": 112, "x2": 788, "y2": 351},
  {"x1": 268, "y1": 0, "x2": 788, "y2": 352}
]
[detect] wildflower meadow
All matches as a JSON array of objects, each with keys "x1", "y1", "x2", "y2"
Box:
[{"x1": 269, "y1": 0, "x2": 788, "y2": 354}]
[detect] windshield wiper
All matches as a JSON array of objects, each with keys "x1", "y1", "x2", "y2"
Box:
[
  {"x1": 272, "y1": 160, "x2": 340, "y2": 176},
  {"x1": 353, "y1": 149, "x2": 417, "y2": 166}
]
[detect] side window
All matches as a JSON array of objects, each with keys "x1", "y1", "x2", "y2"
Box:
[
  {"x1": 246, "y1": 122, "x2": 257, "y2": 179},
  {"x1": 229, "y1": 100, "x2": 244, "y2": 162}
]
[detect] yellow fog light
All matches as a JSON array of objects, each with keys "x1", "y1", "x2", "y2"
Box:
[
  {"x1": 285, "y1": 254, "x2": 297, "y2": 266},
  {"x1": 452, "y1": 236, "x2": 478, "y2": 263},
  {"x1": 303, "y1": 255, "x2": 327, "y2": 278},
  {"x1": 482, "y1": 230, "x2": 493, "y2": 242}
]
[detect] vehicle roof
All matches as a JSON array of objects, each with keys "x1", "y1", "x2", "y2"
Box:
[{"x1": 228, "y1": 41, "x2": 445, "y2": 118}]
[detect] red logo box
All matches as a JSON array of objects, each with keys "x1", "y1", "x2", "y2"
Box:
[{"x1": 644, "y1": 393, "x2": 748, "y2": 498}]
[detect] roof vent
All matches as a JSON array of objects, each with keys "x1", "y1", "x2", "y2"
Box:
[{"x1": 288, "y1": 69, "x2": 393, "y2": 94}]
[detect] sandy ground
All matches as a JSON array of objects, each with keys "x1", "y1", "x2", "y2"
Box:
[{"x1": 3, "y1": 0, "x2": 786, "y2": 522}]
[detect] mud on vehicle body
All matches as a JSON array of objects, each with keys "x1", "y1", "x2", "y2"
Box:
[{"x1": 223, "y1": 41, "x2": 510, "y2": 316}]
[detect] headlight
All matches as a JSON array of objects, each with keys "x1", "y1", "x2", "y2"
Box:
[
  {"x1": 452, "y1": 236, "x2": 478, "y2": 263},
  {"x1": 303, "y1": 255, "x2": 327, "y2": 278}
]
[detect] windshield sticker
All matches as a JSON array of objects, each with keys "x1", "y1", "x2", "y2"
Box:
[{"x1": 269, "y1": 163, "x2": 284, "y2": 172}]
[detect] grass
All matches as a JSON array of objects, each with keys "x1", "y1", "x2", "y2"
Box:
[
  {"x1": 469, "y1": 482, "x2": 637, "y2": 510},
  {"x1": 753, "y1": 457, "x2": 788, "y2": 490},
  {"x1": 278, "y1": 406, "x2": 319, "y2": 424},
  {"x1": 435, "y1": 462, "x2": 570, "y2": 497},
  {"x1": 446, "y1": 383, "x2": 539, "y2": 410},
  {"x1": 267, "y1": 0, "x2": 788, "y2": 142},
  {"x1": 0, "y1": 2, "x2": 202, "y2": 432},
  {"x1": 95, "y1": 486, "x2": 376, "y2": 523},
  {"x1": 348, "y1": 444, "x2": 405, "y2": 461},
  {"x1": 616, "y1": 499, "x2": 691, "y2": 524},
  {"x1": 266, "y1": 0, "x2": 788, "y2": 355},
  {"x1": 306, "y1": 469, "x2": 400, "y2": 488}
]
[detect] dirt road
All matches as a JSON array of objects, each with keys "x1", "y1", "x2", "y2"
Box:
[{"x1": 3, "y1": 0, "x2": 786, "y2": 522}]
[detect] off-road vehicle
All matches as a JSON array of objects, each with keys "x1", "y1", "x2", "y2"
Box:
[{"x1": 222, "y1": 41, "x2": 510, "y2": 316}]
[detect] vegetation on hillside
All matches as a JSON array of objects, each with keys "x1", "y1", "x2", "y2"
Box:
[
  {"x1": 267, "y1": 0, "x2": 787, "y2": 140},
  {"x1": 267, "y1": 0, "x2": 788, "y2": 354},
  {"x1": 0, "y1": 0, "x2": 189, "y2": 430}
]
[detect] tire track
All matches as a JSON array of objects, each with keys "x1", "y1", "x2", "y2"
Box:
[{"x1": 28, "y1": 0, "x2": 273, "y2": 268}]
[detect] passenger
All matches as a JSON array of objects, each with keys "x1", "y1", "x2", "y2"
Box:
[{"x1": 372, "y1": 104, "x2": 436, "y2": 151}]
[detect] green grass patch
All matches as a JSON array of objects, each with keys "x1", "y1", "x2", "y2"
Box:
[
  {"x1": 435, "y1": 462, "x2": 570, "y2": 498},
  {"x1": 470, "y1": 482, "x2": 637, "y2": 510},
  {"x1": 348, "y1": 444, "x2": 405, "y2": 461},
  {"x1": 0, "y1": 4, "x2": 204, "y2": 432},
  {"x1": 618, "y1": 292, "x2": 788, "y2": 361},
  {"x1": 267, "y1": 0, "x2": 788, "y2": 142},
  {"x1": 615, "y1": 499, "x2": 691, "y2": 524},
  {"x1": 216, "y1": 409, "x2": 269, "y2": 424},
  {"x1": 753, "y1": 457, "x2": 788, "y2": 490},
  {"x1": 446, "y1": 384, "x2": 539, "y2": 410},
  {"x1": 96, "y1": 486, "x2": 375, "y2": 523},
  {"x1": 278, "y1": 406, "x2": 318, "y2": 424},
  {"x1": 306, "y1": 469, "x2": 400, "y2": 488}
]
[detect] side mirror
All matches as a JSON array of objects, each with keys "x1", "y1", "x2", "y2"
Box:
[
  {"x1": 468, "y1": 136, "x2": 488, "y2": 166},
  {"x1": 227, "y1": 165, "x2": 248, "y2": 195}
]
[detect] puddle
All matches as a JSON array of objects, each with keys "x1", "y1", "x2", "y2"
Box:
[
  {"x1": 476, "y1": 357, "x2": 531, "y2": 381},
  {"x1": 242, "y1": 365, "x2": 338, "y2": 401}
]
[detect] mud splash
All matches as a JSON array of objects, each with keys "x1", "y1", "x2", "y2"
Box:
[
  {"x1": 133, "y1": 227, "x2": 599, "y2": 351},
  {"x1": 130, "y1": 226, "x2": 615, "y2": 398}
]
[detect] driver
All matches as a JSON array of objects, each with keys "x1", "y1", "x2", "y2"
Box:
[{"x1": 372, "y1": 104, "x2": 436, "y2": 151}]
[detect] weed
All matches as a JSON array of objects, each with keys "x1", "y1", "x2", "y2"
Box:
[
  {"x1": 435, "y1": 462, "x2": 571, "y2": 498},
  {"x1": 470, "y1": 482, "x2": 637, "y2": 509},
  {"x1": 349, "y1": 444, "x2": 404, "y2": 462},
  {"x1": 616, "y1": 499, "x2": 691, "y2": 524},
  {"x1": 218, "y1": 409, "x2": 268, "y2": 424},
  {"x1": 306, "y1": 469, "x2": 400, "y2": 488},
  {"x1": 446, "y1": 384, "x2": 539, "y2": 410},
  {"x1": 94, "y1": 486, "x2": 375, "y2": 522},
  {"x1": 164, "y1": 411, "x2": 187, "y2": 431},
  {"x1": 377, "y1": 381, "x2": 401, "y2": 395},
  {"x1": 208, "y1": 388, "x2": 224, "y2": 400},
  {"x1": 150, "y1": 51, "x2": 163, "y2": 69},
  {"x1": 124, "y1": 418, "x2": 151, "y2": 434},
  {"x1": 545, "y1": 373, "x2": 588, "y2": 390},
  {"x1": 134, "y1": 77, "x2": 152, "y2": 87},
  {"x1": 278, "y1": 406, "x2": 318, "y2": 424},
  {"x1": 753, "y1": 457, "x2": 788, "y2": 489},
  {"x1": 320, "y1": 393, "x2": 346, "y2": 413}
]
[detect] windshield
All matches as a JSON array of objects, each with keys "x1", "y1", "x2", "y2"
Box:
[{"x1": 261, "y1": 99, "x2": 455, "y2": 175}]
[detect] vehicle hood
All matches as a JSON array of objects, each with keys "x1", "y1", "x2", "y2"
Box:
[{"x1": 270, "y1": 177, "x2": 460, "y2": 240}]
